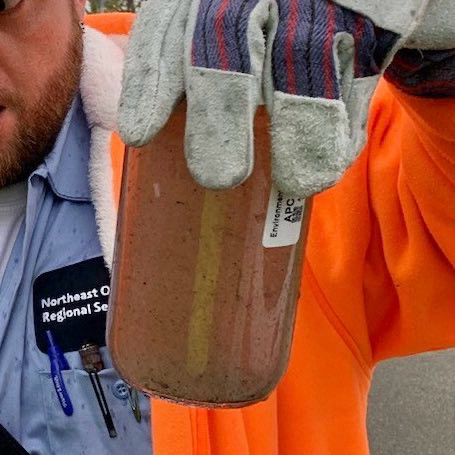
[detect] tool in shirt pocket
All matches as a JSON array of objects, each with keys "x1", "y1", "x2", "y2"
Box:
[
  {"x1": 33, "y1": 257, "x2": 110, "y2": 353},
  {"x1": 39, "y1": 368, "x2": 151, "y2": 455}
]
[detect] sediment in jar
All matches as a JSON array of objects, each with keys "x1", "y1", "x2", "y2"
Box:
[{"x1": 109, "y1": 105, "x2": 306, "y2": 405}]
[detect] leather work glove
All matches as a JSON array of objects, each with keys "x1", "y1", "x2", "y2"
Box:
[{"x1": 118, "y1": 0, "x2": 430, "y2": 197}]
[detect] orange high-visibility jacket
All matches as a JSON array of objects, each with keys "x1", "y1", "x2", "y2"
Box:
[{"x1": 87, "y1": 13, "x2": 455, "y2": 455}]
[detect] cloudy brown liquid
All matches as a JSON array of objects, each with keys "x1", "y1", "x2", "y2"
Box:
[{"x1": 108, "y1": 104, "x2": 311, "y2": 407}]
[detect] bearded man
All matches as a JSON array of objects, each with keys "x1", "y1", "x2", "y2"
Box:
[{"x1": 0, "y1": 2, "x2": 150, "y2": 454}]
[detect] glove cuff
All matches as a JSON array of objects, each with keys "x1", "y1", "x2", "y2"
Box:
[{"x1": 385, "y1": 48, "x2": 455, "y2": 98}]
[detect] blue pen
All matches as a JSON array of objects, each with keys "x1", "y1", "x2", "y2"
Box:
[{"x1": 45, "y1": 330, "x2": 74, "y2": 417}]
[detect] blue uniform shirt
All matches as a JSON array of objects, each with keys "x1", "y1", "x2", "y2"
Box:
[{"x1": 0, "y1": 97, "x2": 151, "y2": 455}]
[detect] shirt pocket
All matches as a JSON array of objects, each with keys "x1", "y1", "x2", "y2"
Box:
[{"x1": 39, "y1": 368, "x2": 151, "y2": 455}]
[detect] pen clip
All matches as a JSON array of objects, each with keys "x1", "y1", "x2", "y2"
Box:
[
  {"x1": 46, "y1": 330, "x2": 73, "y2": 417},
  {"x1": 79, "y1": 343, "x2": 117, "y2": 438},
  {"x1": 45, "y1": 330, "x2": 70, "y2": 370}
]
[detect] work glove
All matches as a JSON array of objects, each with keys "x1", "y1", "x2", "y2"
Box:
[{"x1": 118, "y1": 0, "x2": 429, "y2": 197}]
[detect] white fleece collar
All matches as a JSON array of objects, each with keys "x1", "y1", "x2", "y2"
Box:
[{"x1": 80, "y1": 26, "x2": 125, "y2": 269}]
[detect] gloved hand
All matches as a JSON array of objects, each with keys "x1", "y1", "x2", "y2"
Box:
[{"x1": 118, "y1": 0, "x2": 428, "y2": 197}]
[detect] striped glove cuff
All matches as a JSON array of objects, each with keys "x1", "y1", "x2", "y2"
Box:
[{"x1": 385, "y1": 48, "x2": 455, "y2": 98}]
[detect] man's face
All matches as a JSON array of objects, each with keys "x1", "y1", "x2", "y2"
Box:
[{"x1": 0, "y1": 0, "x2": 85, "y2": 188}]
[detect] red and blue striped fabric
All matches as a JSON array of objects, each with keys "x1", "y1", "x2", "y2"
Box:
[
  {"x1": 272, "y1": 0, "x2": 397, "y2": 99},
  {"x1": 192, "y1": 0, "x2": 261, "y2": 73},
  {"x1": 385, "y1": 48, "x2": 455, "y2": 98},
  {"x1": 191, "y1": 0, "x2": 399, "y2": 99}
]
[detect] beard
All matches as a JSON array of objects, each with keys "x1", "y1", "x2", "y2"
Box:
[{"x1": 0, "y1": 20, "x2": 83, "y2": 188}]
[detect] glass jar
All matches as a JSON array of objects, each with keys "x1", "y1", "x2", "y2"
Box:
[{"x1": 108, "y1": 103, "x2": 311, "y2": 407}]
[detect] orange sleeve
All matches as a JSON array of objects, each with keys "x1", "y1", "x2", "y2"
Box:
[
  {"x1": 367, "y1": 82, "x2": 455, "y2": 360},
  {"x1": 302, "y1": 78, "x2": 455, "y2": 363},
  {"x1": 276, "y1": 261, "x2": 371, "y2": 455},
  {"x1": 276, "y1": 120, "x2": 378, "y2": 454},
  {"x1": 274, "y1": 79, "x2": 455, "y2": 453}
]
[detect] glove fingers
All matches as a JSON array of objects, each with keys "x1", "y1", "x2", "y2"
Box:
[
  {"x1": 184, "y1": 0, "x2": 270, "y2": 190},
  {"x1": 118, "y1": 0, "x2": 190, "y2": 147},
  {"x1": 271, "y1": 92, "x2": 349, "y2": 197},
  {"x1": 185, "y1": 68, "x2": 256, "y2": 190},
  {"x1": 269, "y1": 0, "x2": 396, "y2": 197}
]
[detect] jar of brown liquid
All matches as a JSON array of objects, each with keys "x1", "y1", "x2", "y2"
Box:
[{"x1": 108, "y1": 103, "x2": 311, "y2": 408}]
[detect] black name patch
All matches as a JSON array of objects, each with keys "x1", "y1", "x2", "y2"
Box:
[{"x1": 33, "y1": 257, "x2": 111, "y2": 353}]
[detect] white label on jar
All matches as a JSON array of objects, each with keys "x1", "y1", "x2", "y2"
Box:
[{"x1": 262, "y1": 185, "x2": 305, "y2": 248}]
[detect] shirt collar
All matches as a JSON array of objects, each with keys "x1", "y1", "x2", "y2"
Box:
[{"x1": 38, "y1": 95, "x2": 92, "y2": 202}]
